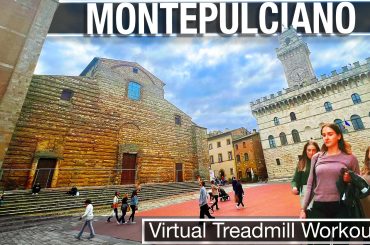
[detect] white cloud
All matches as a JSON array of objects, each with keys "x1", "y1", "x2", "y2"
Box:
[{"x1": 310, "y1": 37, "x2": 370, "y2": 73}]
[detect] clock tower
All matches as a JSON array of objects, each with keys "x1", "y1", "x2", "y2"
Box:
[{"x1": 276, "y1": 27, "x2": 316, "y2": 88}]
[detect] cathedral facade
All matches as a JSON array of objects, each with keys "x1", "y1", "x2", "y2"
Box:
[
  {"x1": 1, "y1": 58, "x2": 209, "y2": 189},
  {"x1": 250, "y1": 28, "x2": 370, "y2": 180}
]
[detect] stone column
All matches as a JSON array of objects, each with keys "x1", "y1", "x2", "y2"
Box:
[{"x1": 0, "y1": 0, "x2": 58, "y2": 175}]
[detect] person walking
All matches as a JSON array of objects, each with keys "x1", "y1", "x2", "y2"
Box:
[
  {"x1": 235, "y1": 179, "x2": 245, "y2": 208},
  {"x1": 128, "y1": 190, "x2": 138, "y2": 224},
  {"x1": 300, "y1": 123, "x2": 359, "y2": 243},
  {"x1": 119, "y1": 193, "x2": 129, "y2": 224},
  {"x1": 291, "y1": 140, "x2": 320, "y2": 207},
  {"x1": 360, "y1": 146, "x2": 370, "y2": 218},
  {"x1": 199, "y1": 181, "x2": 215, "y2": 221},
  {"x1": 107, "y1": 191, "x2": 120, "y2": 224},
  {"x1": 210, "y1": 181, "x2": 219, "y2": 211},
  {"x1": 75, "y1": 199, "x2": 95, "y2": 240}
]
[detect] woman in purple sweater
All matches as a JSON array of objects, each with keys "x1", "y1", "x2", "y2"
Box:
[{"x1": 300, "y1": 123, "x2": 359, "y2": 220}]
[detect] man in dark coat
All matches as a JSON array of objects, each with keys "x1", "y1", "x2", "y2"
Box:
[{"x1": 235, "y1": 179, "x2": 245, "y2": 208}]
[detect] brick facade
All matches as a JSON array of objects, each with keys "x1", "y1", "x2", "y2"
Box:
[
  {"x1": 233, "y1": 132, "x2": 267, "y2": 180},
  {"x1": 1, "y1": 58, "x2": 209, "y2": 188}
]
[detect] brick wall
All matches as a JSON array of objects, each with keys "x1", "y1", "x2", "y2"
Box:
[{"x1": 2, "y1": 58, "x2": 209, "y2": 188}]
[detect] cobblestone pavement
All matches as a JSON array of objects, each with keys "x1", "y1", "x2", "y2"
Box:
[{"x1": 0, "y1": 184, "x2": 263, "y2": 244}]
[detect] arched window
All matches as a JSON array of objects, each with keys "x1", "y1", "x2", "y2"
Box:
[
  {"x1": 292, "y1": 129, "x2": 301, "y2": 143},
  {"x1": 290, "y1": 112, "x2": 297, "y2": 121},
  {"x1": 351, "y1": 93, "x2": 362, "y2": 104},
  {"x1": 268, "y1": 135, "x2": 276, "y2": 148},
  {"x1": 244, "y1": 153, "x2": 249, "y2": 161},
  {"x1": 279, "y1": 132, "x2": 288, "y2": 145},
  {"x1": 128, "y1": 81, "x2": 141, "y2": 100},
  {"x1": 236, "y1": 155, "x2": 241, "y2": 162},
  {"x1": 350, "y1": 115, "x2": 365, "y2": 130},
  {"x1": 324, "y1": 102, "x2": 333, "y2": 112},
  {"x1": 273, "y1": 117, "x2": 280, "y2": 126},
  {"x1": 334, "y1": 119, "x2": 347, "y2": 133},
  {"x1": 235, "y1": 144, "x2": 238, "y2": 150}
]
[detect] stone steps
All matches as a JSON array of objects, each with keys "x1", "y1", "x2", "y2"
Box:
[{"x1": 0, "y1": 181, "x2": 201, "y2": 232}]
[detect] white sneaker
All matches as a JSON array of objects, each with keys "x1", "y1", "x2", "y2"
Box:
[
  {"x1": 131, "y1": 221, "x2": 136, "y2": 224},
  {"x1": 116, "y1": 221, "x2": 120, "y2": 225}
]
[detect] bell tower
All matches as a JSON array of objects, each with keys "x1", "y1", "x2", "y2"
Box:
[{"x1": 276, "y1": 27, "x2": 316, "y2": 88}]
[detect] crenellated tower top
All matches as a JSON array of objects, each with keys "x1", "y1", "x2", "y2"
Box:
[{"x1": 276, "y1": 27, "x2": 317, "y2": 88}]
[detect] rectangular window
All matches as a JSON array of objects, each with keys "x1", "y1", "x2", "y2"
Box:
[
  {"x1": 209, "y1": 144, "x2": 212, "y2": 150},
  {"x1": 226, "y1": 139, "x2": 231, "y2": 145},
  {"x1": 244, "y1": 153, "x2": 249, "y2": 161},
  {"x1": 61, "y1": 89, "x2": 74, "y2": 101},
  {"x1": 128, "y1": 81, "x2": 141, "y2": 100},
  {"x1": 276, "y1": 159, "x2": 281, "y2": 165},
  {"x1": 228, "y1": 151, "x2": 232, "y2": 160},
  {"x1": 175, "y1": 115, "x2": 181, "y2": 125},
  {"x1": 218, "y1": 153, "x2": 223, "y2": 163},
  {"x1": 230, "y1": 168, "x2": 234, "y2": 175},
  {"x1": 217, "y1": 142, "x2": 221, "y2": 148},
  {"x1": 210, "y1": 155, "x2": 214, "y2": 164}
]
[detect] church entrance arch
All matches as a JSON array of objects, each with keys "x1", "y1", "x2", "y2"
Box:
[{"x1": 33, "y1": 158, "x2": 57, "y2": 188}]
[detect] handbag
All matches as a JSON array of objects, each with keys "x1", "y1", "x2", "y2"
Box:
[
  {"x1": 111, "y1": 203, "x2": 118, "y2": 209},
  {"x1": 126, "y1": 205, "x2": 131, "y2": 212}
]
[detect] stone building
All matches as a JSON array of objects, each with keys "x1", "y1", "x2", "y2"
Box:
[
  {"x1": 250, "y1": 27, "x2": 370, "y2": 180},
  {"x1": 1, "y1": 58, "x2": 209, "y2": 188},
  {"x1": 208, "y1": 128, "x2": 247, "y2": 180},
  {"x1": 0, "y1": 0, "x2": 58, "y2": 180},
  {"x1": 233, "y1": 131, "x2": 267, "y2": 181}
]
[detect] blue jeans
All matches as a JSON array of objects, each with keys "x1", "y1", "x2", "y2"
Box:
[{"x1": 77, "y1": 220, "x2": 95, "y2": 238}]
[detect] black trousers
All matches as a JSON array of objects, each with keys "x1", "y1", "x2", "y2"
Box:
[
  {"x1": 211, "y1": 195, "x2": 219, "y2": 210},
  {"x1": 129, "y1": 205, "x2": 136, "y2": 222},
  {"x1": 199, "y1": 204, "x2": 214, "y2": 219},
  {"x1": 107, "y1": 208, "x2": 119, "y2": 222},
  {"x1": 237, "y1": 194, "x2": 244, "y2": 207},
  {"x1": 306, "y1": 201, "x2": 351, "y2": 244}
]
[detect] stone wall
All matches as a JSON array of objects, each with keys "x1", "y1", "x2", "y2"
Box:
[
  {"x1": 0, "y1": 0, "x2": 58, "y2": 177},
  {"x1": 2, "y1": 58, "x2": 208, "y2": 188},
  {"x1": 256, "y1": 77, "x2": 370, "y2": 180}
]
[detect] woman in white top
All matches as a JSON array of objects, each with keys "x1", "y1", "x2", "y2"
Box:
[
  {"x1": 75, "y1": 199, "x2": 95, "y2": 240},
  {"x1": 107, "y1": 191, "x2": 120, "y2": 224}
]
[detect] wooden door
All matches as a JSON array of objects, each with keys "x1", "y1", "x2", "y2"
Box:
[
  {"x1": 34, "y1": 158, "x2": 57, "y2": 188},
  {"x1": 121, "y1": 154, "x2": 136, "y2": 184},
  {"x1": 175, "y1": 163, "x2": 183, "y2": 182}
]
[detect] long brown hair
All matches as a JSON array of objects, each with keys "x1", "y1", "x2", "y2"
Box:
[
  {"x1": 297, "y1": 141, "x2": 320, "y2": 171},
  {"x1": 362, "y1": 146, "x2": 370, "y2": 175},
  {"x1": 320, "y1": 123, "x2": 352, "y2": 154}
]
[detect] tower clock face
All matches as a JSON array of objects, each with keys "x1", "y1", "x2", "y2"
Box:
[{"x1": 289, "y1": 68, "x2": 306, "y2": 82}]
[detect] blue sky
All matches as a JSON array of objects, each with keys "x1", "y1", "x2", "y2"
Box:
[{"x1": 35, "y1": 35, "x2": 370, "y2": 132}]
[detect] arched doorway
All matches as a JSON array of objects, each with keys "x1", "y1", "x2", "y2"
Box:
[{"x1": 219, "y1": 169, "x2": 225, "y2": 178}]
